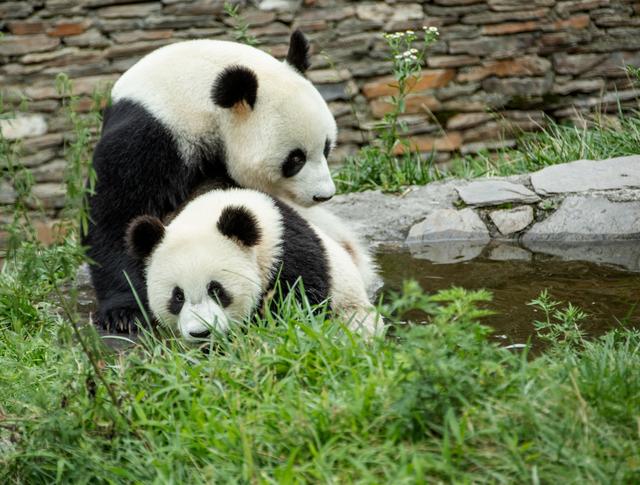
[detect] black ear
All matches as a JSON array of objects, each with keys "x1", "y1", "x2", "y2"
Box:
[
  {"x1": 211, "y1": 65, "x2": 258, "y2": 109},
  {"x1": 217, "y1": 205, "x2": 261, "y2": 248},
  {"x1": 126, "y1": 215, "x2": 165, "y2": 260},
  {"x1": 286, "y1": 29, "x2": 310, "y2": 74}
]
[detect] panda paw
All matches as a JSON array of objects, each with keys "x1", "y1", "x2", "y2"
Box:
[{"x1": 95, "y1": 307, "x2": 145, "y2": 334}]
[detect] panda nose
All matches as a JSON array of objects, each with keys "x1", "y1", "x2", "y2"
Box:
[
  {"x1": 189, "y1": 329, "x2": 211, "y2": 339},
  {"x1": 313, "y1": 195, "x2": 333, "y2": 202}
]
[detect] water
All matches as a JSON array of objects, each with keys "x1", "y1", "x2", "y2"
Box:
[{"x1": 378, "y1": 249, "x2": 640, "y2": 346}]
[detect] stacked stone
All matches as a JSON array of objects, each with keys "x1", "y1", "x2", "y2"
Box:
[{"x1": 1, "y1": 0, "x2": 639, "y2": 243}]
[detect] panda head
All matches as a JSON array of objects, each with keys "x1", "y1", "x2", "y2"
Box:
[
  {"x1": 126, "y1": 205, "x2": 264, "y2": 342},
  {"x1": 211, "y1": 30, "x2": 338, "y2": 207}
]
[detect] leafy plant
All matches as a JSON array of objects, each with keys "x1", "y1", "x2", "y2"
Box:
[
  {"x1": 335, "y1": 27, "x2": 441, "y2": 193},
  {"x1": 0, "y1": 95, "x2": 38, "y2": 256},
  {"x1": 224, "y1": 2, "x2": 259, "y2": 47},
  {"x1": 55, "y1": 73, "x2": 109, "y2": 237},
  {"x1": 529, "y1": 290, "x2": 589, "y2": 350}
]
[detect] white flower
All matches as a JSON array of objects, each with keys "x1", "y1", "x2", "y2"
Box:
[
  {"x1": 394, "y1": 54, "x2": 403, "y2": 59},
  {"x1": 428, "y1": 26, "x2": 438, "y2": 33},
  {"x1": 406, "y1": 30, "x2": 414, "y2": 34},
  {"x1": 410, "y1": 48, "x2": 418, "y2": 54}
]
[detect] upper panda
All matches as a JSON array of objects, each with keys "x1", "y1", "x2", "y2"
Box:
[
  {"x1": 86, "y1": 31, "x2": 338, "y2": 332},
  {"x1": 125, "y1": 189, "x2": 382, "y2": 342}
]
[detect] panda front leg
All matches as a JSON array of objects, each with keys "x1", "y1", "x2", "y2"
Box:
[{"x1": 85, "y1": 223, "x2": 150, "y2": 333}]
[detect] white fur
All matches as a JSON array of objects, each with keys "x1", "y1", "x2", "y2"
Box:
[
  {"x1": 113, "y1": 40, "x2": 337, "y2": 206},
  {"x1": 312, "y1": 227, "x2": 382, "y2": 337},
  {"x1": 295, "y1": 204, "x2": 382, "y2": 298},
  {"x1": 145, "y1": 189, "x2": 382, "y2": 341}
]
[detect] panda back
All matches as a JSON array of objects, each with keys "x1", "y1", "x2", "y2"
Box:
[{"x1": 271, "y1": 200, "x2": 330, "y2": 306}]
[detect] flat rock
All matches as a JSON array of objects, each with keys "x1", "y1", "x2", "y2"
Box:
[
  {"x1": 522, "y1": 196, "x2": 640, "y2": 242},
  {"x1": 326, "y1": 182, "x2": 459, "y2": 245},
  {"x1": 406, "y1": 208, "x2": 490, "y2": 243},
  {"x1": 489, "y1": 205, "x2": 534, "y2": 235},
  {"x1": 29, "y1": 183, "x2": 66, "y2": 209},
  {"x1": 258, "y1": 0, "x2": 301, "y2": 11},
  {"x1": 0, "y1": 114, "x2": 47, "y2": 140},
  {"x1": 456, "y1": 180, "x2": 541, "y2": 206},
  {"x1": 0, "y1": 182, "x2": 17, "y2": 205},
  {"x1": 531, "y1": 156, "x2": 640, "y2": 195}
]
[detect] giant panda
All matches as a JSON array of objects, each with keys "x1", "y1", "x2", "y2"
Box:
[
  {"x1": 86, "y1": 31, "x2": 339, "y2": 332},
  {"x1": 125, "y1": 189, "x2": 382, "y2": 342}
]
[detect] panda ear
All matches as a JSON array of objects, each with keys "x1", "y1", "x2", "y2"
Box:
[
  {"x1": 217, "y1": 205, "x2": 261, "y2": 248},
  {"x1": 286, "y1": 29, "x2": 310, "y2": 74},
  {"x1": 126, "y1": 215, "x2": 165, "y2": 261},
  {"x1": 211, "y1": 65, "x2": 258, "y2": 110}
]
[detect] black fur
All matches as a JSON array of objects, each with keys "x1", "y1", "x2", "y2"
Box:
[
  {"x1": 286, "y1": 30, "x2": 310, "y2": 74},
  {"x1": 323, "y1": 138, "x2": 332, "y2": 158},
  {"x1": 217, "y1": 205, "x2": 262, "y2": 247},
  {"x1": 208, "y1": 280, "x2": 232, "y2": 308},
  {"x1": 211, "y1": 65, "x2": 259, "y2": 109},
  {"x1": 267, "y1": 199, "x2": 330, "y2": 306},
  {"x1": 126, "y1": 215, "x2": 165, "y2": 260},
  {"x1": 168, "y1": 287, "x2": 185, "y2": 315},
  {"x1": 85, "y1": 99, "x2": 231, "y2": 333},
  {"x1": 281, "y1": 149, "x2": 306, "y2": 178}
]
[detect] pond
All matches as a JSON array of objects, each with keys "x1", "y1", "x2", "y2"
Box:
[{"x1": 378, "y1": 247, "x2": 640, "y2": 347}]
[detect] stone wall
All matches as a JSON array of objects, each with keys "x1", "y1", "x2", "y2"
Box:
[{"x1": 1, "y1": 0, "x2": 639, "y2": 241}]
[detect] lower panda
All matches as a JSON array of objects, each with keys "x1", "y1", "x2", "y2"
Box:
[{"x1": 126, "y1": 189, "x2": 382, "y2": 341}]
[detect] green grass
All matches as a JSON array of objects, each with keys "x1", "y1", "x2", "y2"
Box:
[
  {"x1": 334, "y1": 146, "x2": 438, "y2": 194},
  {"x1": 1, "y1": 251, "x2": 639, "y2": 482},
  {"x1": 336, "y1": 109, "x2": 640, "y2": 194},
  {"x1": 446, "y1": 110, "x2": 640, "y2": 179},
  {"x1": 2, "y1": 60, "x2": 640, "y2": 484}
]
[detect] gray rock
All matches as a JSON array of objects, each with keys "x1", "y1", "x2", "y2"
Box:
[
  {"x1": 406, "y1": 208, "x2": 490, "y2": 243},
  {"x1": 450, "y1": 35, "x2": 535, "y2": 58},
  {"x1": 531, "y1": 157, "x2": 640, "y2": 195},
  {"x1": 0, "y1": 34, "x2": 60, "y2": 56},
  {"x1": 0, "y1": 114, "x2": 47, "y2": 140},
  {"x1": 0, "y1": 1, "x2": 33, "y2": 19},
  {"x1": 32, "y1": 159, "x2": 67, "y2": 183},
  {"x1": 355, "y1": 3, "x2": 392, "y2": 22},
  {"x1": 317, "y1": 82, "x2": 351, "y2": 102},
  {"x1": 482, "y1": 76, "x2": 553, "y2": 96},
  {"x1": 30, "y1": 183, "x2": 66, "y2": 209},
  {"x1": 523, "y1": 196, "x2": 640, "y2": 242},
  {"x1": 15, "y1": 148, "x2": 58, "y2": 168},
  {"x1": 326, "y1": 182, "x2": 459, "y2": 244},
  {"x1": 0, "y1": 182, "x2": 17, "y2": 205},
  {"x1": 489, "y1": 205, "x2": 534, "y2": 235},
  {"x1": 456, "y1": 180, "x2": 541, "y2": 206},
  {"x1": 258, "y1": 0, "x2": 301, "y2": 11}
]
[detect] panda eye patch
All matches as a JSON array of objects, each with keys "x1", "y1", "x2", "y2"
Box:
[
  {"x1": 323, "y1": 138, "x2": 332, "y2": 159},
  {"x1": 207, "y1": 280, "x2": 232, "y2": 308},
  {"x1": 168, "y1": 286, "x2": 185, "y2": 315},
  {"x1": 281, "y1": 149, "x2": 307, "y2": 178}
]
